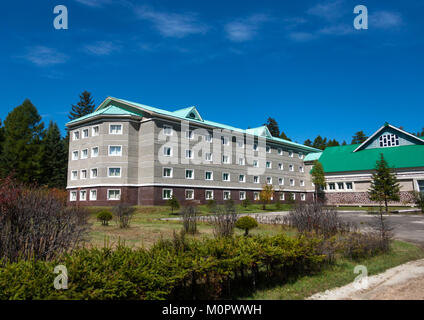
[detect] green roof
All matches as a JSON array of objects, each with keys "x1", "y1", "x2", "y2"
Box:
[
  {"x1": 318, "y1": 144, "x2": 424, "y2": 173},
  {"x1": 67, "y1": 104, "x2": 143, "y2": 124},
  {"x1": 304, "y1": 152, "x2": 322, "y2": 162}
]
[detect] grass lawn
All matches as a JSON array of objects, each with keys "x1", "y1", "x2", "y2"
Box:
[{"x1": 243, "y1": 240, "x2": 424, "y2": 300}]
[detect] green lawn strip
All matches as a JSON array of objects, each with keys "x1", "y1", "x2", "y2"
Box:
[{"x1": 244, "y1": 240, "x2": 424, "y2": 300}]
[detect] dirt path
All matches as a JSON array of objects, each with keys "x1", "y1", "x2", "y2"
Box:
[{"x1": 308, "y1": 259, "x2": 424, "y2": 300}]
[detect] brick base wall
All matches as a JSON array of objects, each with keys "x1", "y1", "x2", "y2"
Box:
[{"x1": 324, "y1": 191, "x2": 415, "y2": 205}]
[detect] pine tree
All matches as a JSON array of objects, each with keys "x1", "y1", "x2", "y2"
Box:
[
  {"x1": 351, "y1": 130, "x2": 368, "y2": 144},
  {"x1": 368, "y1": 154, "x2": 401, "y2": 213},
  {"x1": 41, "y1": 121, "x2": 67, "y2": 188},
  {"x1": 311, "y1": 160, "x2": 326, "y2": 202},
  {"x1": 0, "y1": 99, "x2": 45, "y2": 183},
  {"x1": 312, "y1": 135, "x2": 327, "y2": 150},
  {"x1": 265, "y1": 117, "x2": 280, "y2": 137},
  {"x1": 327, "y1": 139, "x2": 340, "y2": 147},
  {"x1": 342, "y1": 140, "x2": 347, "y2": 146},
  {"x1": 304, "y1": 139, "x2": 312, "y2": 146},
  {"x1": 280, "y1": 131, "x2": 291, "y2": 141},
  {"x1": 0, "y1": 119, "x2": 4, "y2": 156},
  {"x1": 69, "y1": 91, "x2": 95, "y2": 120}
]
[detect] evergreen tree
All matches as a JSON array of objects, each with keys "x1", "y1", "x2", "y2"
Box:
[
  {"x1": 69, "y1": 91, "x2": 95, "y2": 120},
  {"x1": 342, "y1": 140, "x2": 347, "y2": 146},
  {"x1": 311, "y1": 161, "x2": 326, "y2": 202},
  {"x1": 41, "y1": 121, "x2": 67, "y2": 188},
  {"x1": 368, "y1": 154, "x2": 401, "y2": 213},
  {"x1": 280, "y1": 131, "x2": 291, "y2": 141},
  {"x1": 265, "y1": 117, "x2": 280, "y2": 137},
  {"x1": 351, "y1": 130, "x2": 368, "y2": 144},
  {"x1": 304, "y1": 139, "x2": 312, "y2": 147},
  {"x1": 0, "y1": 119, "x2": 4, "y2": 156},
  {"x1": 327, "y1": 139, "x2": 340, "y2": 147},
  {"x1": 312, "y1": 135, "x2": 327, "y2": 150},
  {"x1": 0, "y1": 99, "x2": 45, "y2": 183}
]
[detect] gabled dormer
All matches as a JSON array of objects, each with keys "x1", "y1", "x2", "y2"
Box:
[
  {"x1": 353, "y1": 122, "x2": 424, "y2": 152},
  {"x1": 245, "y1": 126, "x2": 273, "y2": 138},
  {"x1": 172, "y1": 106, "x2": 204, "y2": 122}
]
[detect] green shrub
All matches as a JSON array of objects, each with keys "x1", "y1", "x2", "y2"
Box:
[
  {"x1": 167, "y1": 195, "x2": 180, "y2": 214},
  {"x1": 413, "y1": 191, "x2": 424, "y2": 213},
  {"x1": 97, "y1": 210, "x2": 113, "y2": 226},
  {"x1": 241, "y1": 198, "x2": 251, "y2": 208},
  {"x1": 206, "y1": 199, "x2": 217, "y2": 213},
  {"x1": 235, "y1": 216, "x2": 258, "y2": 236}
]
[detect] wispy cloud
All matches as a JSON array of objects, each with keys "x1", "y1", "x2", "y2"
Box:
[
  {"x1": 74, "y1": 0, "x2": 112, "y2": 7},
  {"x1": 370, "y1": 11, "x2": 402, "y2": 29},
  {"x1": 83, "y1": 41, "x2": 120, "y2": 56},
  {"x1": 288, "y1": 32, "x2": 317, "y2": 42},
  {"x1": 307, "y1": 0, "x2": 345, "y2": 20},
  {"x1": 20, "y1": 46, "x2": 68, "y2": 67},
  {"x1": 225, "y1": 14, "x2": 270, "y2": 42},
  {"x1": 318, "y1": 24, "x2": 354, "y2": 36},
  {"x1": 135, "y1": 6, "x2": 208, "y2": 38}
]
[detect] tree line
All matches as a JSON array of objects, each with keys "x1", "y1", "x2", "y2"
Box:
[{"x1": 0, "y1": 91, "x2": 96, "y2": 188}]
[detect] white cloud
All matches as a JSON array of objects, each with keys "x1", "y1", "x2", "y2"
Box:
[
  {"x1": 307, "y1": 0, "x2": 345, "y2": 20},
  {"x1": 370, "y1": 11, "x2": 402, "y2": 29},
  {"x1": 21, "y1": 46, "x2": 68, "y2": 67},
  {"x1": 74, "y1": 0, "x2": 112, "y2": 7},
  {"x1": 83, "y1": 41, "x2": 120, "y2": 56},
  {"x1": 318, "y1": 24, "x2": 354, "y2": 36},
  {"x1": 225, "y1": 14, "x2": 269, "y2": 42},
  {"x1": 288, "y1": 32, "x2": 317, "y2": 42},
  {"x1": 135, "y1": 6, "x2": 208, "y2": 38}
]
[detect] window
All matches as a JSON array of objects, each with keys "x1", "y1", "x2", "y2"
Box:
[
  {"x1": 91, "y1": 147, "x2": 99, "y2": 158},
  {"x1": 185, "y1": 149, "x2": 193, "y2": 159},
  {"x1": 223, "y1": 191, "x2": 231, "y2": 200},
  {"x1": 108, "y1": 189, "x2": 121, "y2": 200},
  {"x1": 81, "y1": 169, "x2": 87, "y2": 180},
  {"x1": 290, "y1": 179, "x2": 295, "y2": 186},
  {"x1": 80, "y1": 190, "x2": 87, "y2": 201},
  {"x1": 82, "y1": 129, "x2": 89, "y2": 139},
  {"x1": 72, "y1": 151, "x2": 79, "y2": 160},
  {"x1": 185, "y1": 189, "x2": 194, "y2": 200},
  {"x1": 278, "y1": 163, "x2": 283, "y2": 170},
  {"x1": 299, "y1": 166, "x2": 304, "y2": 173},
  {"x1": 278, "y1": 148, "x2": 283, "y2": 155},
  {"x1": 299, "y1": 153, "x2": 304, "y2": 159},
  {"x1": 279, "y1": 178, "x2": 284, "y2": 185},
  {"x1": 253, "y1": 160, "x2": 259, "y2": 168},
  {"x1": 253, "y1": 143, "x2": 258, "y2": 151},
  {"x1": 71, "y1": 171, "x2": 78, "y2": 180},
  {"x1": 266, "y1": 146, "x2": 271, "y2": 153},
  {"x1": 81, "y1": 149, "x2": 88, "y2": 159},
  {"x1": 109, "y1": 124, "x2": 122, "y2": 134},
  {"x1": 254, "y1": 176, "x2": 259, "y2": 184},
  {"x1": 379, "y1": 134, "x2": 399, "y2": 147},
  {"x1": 338, "y1": 182, "x2": 344, "y2": 190},
  {"x1": 109, "y1": 145, "x2": 122, "y2": 156},
  {"x1": 346, "y1": 182, "x2": 353, "y2": 190},
  {"x1": 91, "y1": 168, "x2": 98, "y2": 179},
  {"x1": 240, "y1": 191, "x2": 246, "y2": 200},
  {"x1": 292, "y1": 193, "x2": 296, "y2": 200},
  {"x1": 254, "y1": 192, "x2": 260, "y2": 201},
  {"x1": 185, "y1": 130, "x2": 193, "y2": 140},
  {"x1": 73, "y1": 131, "x2": 80, "y2": 141},
  {"x1": 205, "y1": 190, "x2": 214, "y2": 200},
  {"x1": 266, "y1": 161, "x2": 271, "y2": 169},
  {"x1": 288, "y1": 151, "x2": 293, "y2": 157},
  {"x1": 239, "y1": 174, "x2": 245, "y2": 183},
  {"x1": 163, "y1": 147, "x2": 172, "y2": 157},
  {"x1": 300, "y1": 180, "x2": 305, "y2": 187},
  {"x1": 222, "y1": 155, "x2": 229, "y2": 164},
  {"x1": 108, "y1": 167, "x2": 121, "y2": 177},
  {"x1": 92, "y1": 126, "x2": 99, "y2": 136},
  {"x1": 328, "y1": 183, "x2": 336, "y2": 190},
  {"x1": 237, "y1": 140, "x2": 244, "y2": 148},
  {"x1": 205, "y1": 152, "x2": 212, "y2": 161},
  {"x1": 185, "y1": 169, "x2": 194, "y2": 179},
  {"x1": 223, "y1": 173, "x2": 230, "y2": 181},
  {"x1": 221, "y1": 136, "x2": 229, "y2": 145},
  {"x1": 163, "y1": 125, "x2": 173, "y2": 136},
  {"x1": 280, "y1": 193, "x2": 285, "y2": 201},
  {"x1": 70, "y1": 191, "x2": 77, "y2": 202},
  {"x1": 239, "y1": 157, "x2": 245, "y2": 166},
  {"x1": 301, "y1": 193, "x2": 306, "y2": 201},
  {"x1": 162, "y1": 189, "x2": 172, "y2": 200},
  {"x1": 90, "y1": 190, "x2": 97, "y2": 201},
  {"x1": 289, "y1": 164, "x2": 294, "y2": 172},
  {"x1": 266, "y1": 177, "x2": 272, "y2": 184},
  {"x1": 163, "y1": 167, "x2": 172, "y2": 178},
  {"x1": 205, "y1": 171, "x2": 213, "y2": 180},
  {"x1": 205, "y1": 133, "x2": 212, "y2": 142}
]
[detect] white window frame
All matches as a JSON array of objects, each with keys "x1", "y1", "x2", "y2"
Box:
[
  {"x1": 289, "y1": 164, "x2": 294, "y2": 172},
  {"x1": 80, "y1": 190, "x2": 87, "y2": 201},
  {"x1": 253, "y1": 143, "x2": 258, "y2": 151},
  {"x1": 205, "y1": 152, "x2": 212, "y2": 161},
  {"x1": 239, "y1": 174, "x2": 245, "y2": 183},
  {"x1": 253, "y1": 160, "x2": 259, "y2": 168},
  {"x1": 90, "y1": 189, "x2": 97, "y2": 201},
  {"x1": 278, "y1": 148, "x2": 283, "y2": 155},
  {"x1": 185, "y1": 169, "x2": 194, "y2": 180},
  {"x1": 185, "y1": 130, "x2": 194, "y2": 140},
  {"x1": 204, "y1": 133, "x2": 212, "y2": 143},
  {"x1": 108, "y1": 167, "x2": 122, "y2": 178},
  {"x1": 163, "y1": 146, "x2": 172, "y2": 157},
  {"x1": 223, "y1": 191, "x2": 231, "y2": 200},
  {"x1": 299, "y1": 153, "x2": 304, "y2": 159},
  {"x1": 266, "y1": 146, "x2": 271, "y2": 153},
  {"x1": 72, "y1": 150, "x2": 79, "y2": 161},
  {"x1": 109, "y1": 124, "x2": 123, "y2": 135},
  {"x1": 292, "y1": 193, "x2": 296, "y2": 200},
  {"x1": 82, "y1": 128, "x2": 89, "y2": 139},
  {"x1": 253, "y1": 176, "x2": 260, "y2": 184},
  {"x1": 222, "y1": 155, "x2": 230, "y2": 164},
  {"x1": 346, "y1": 182, "x2": 353, "y2": 190},
  {"x1": 108, "y1": 145, "x2": 122, "y2": 157},
  {"x1": 221, "y1": 136, "x2": 229, "y2": 146},
  {"x1": 299, "y1": 166, "x2": 304, "y2": 173},
  {"x1": 301, "y1": 193, "x2": 306, "y2": 201},
  {"x1": 108, "y1": 189, "x2": 121, "y2": 201},
  {"x1": 71, "y1": 170, "x2": 78, "y2": 180},
  {"x1": 222, "y1": 172, "x2": 230, "y2": 182},
  {"x1": 70, "y1": 191, "x2": 77, "y2": 202},
  {"x1": 92, "y1": 125, "x2": 99, "y2": 136},
  {"x1": 300, "y1": 180, "x2": 305, "y2": 187},
  {"x1": 266, "y1": 176, "x2": 272, "y2": 184},
  {"x1": 205, "y1": 171, "x2": 213, "y2": 181},
  {"x1": 289, "y1": 150, "x2": 294, "y2": 158},
  {"x1": 237, "y1": 140, "x2": 244, "y2": 148},
  {"x1": 91, "y1": 146, "x2": 99, "y2": 158},
  {"x1": 239, "y1": 157, "x2": 245, "y2": 166},
  {"x1": 266, "y1": 161, "x2": 272, "y2": 169},
  {"x1": 90, "y1": 168, "x2": 98, "y2": 179},
  {"x1": 80, "y1": 169, "x2": 88, "y2": 180},
  {"x1": 290, "y1": 179, "x2": 295, "y2": 186},
  {"x1": 163, "y1": 167, "x2": 173, "y2": 178},
  {"x1": 185, "y1": 149, "x2": 193, "y2": 159},
  {"x1": 205, "y1": 190, "x2": 214, "y2": 200},
  {"x1": 162, "y1": 188, "x2": 173, "y2": 200},
  {"x1": 254, "y1": 192, "x2": 260, "y2": 201},
  {"x1": 280, "y1": 193, "x2": 285, "y2": 201},
  {"x1": 73, "y1": 131, "x2": 80, "y2": 141},
  {"x1": 279, "y1": 178, "x2": 284, "y2": 185},
  {"x1": 240, "y1": 191, "x2": 246, "y2": 200},
  {"x1": 81, "y1": 149, "x2": 89, "y2": 159},
  {"x1": 163, "y1": 125, "x2": 173, "y2": 136},
  {"x1": 185, "y1": 189, "x2": 194, "y2": 200}
]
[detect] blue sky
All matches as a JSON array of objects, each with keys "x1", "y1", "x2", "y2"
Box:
[{"x1": 1, "y1": 0, "x2": 423, "y2": 144}]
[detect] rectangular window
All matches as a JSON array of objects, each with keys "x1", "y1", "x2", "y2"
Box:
[
  {"x1": 73, "y1": 131, "x2": 79, "y2": 141},
  {"x1": 253, "y1": 160, "x2": 259, "y2": 168},
  {"x1": 299, "y1": 166, "x2": 304, "y2": 173},
  {"x1": 346, "y1": 182, "x2": 353, "y2": 190},
  {"x1": 289, "y1": 164, "x2": 294, "y2": 172},
  {"x1": 185, "y1": 169, "x2": 194, "y2": 179},
  {"x1": 163, "y1": 167, "x2": 172, "y2": 178},
  {"x1": 254, "y1": 176, "x2": 259, "y2": 184},
  {"x1": 91, "y1": 168, "x2": 98, "y2": 179},
  {"x1": 80, "y1": 190, "x2": 87, "y2": 201},
  {"x1": 300, "y1": 180, "x2": 305, "y2": 187},
  {"x1": 163, "y1": 147, "x2": 172, "y2": 157},
  {"x1": 222, "y1": 155, "x2": 229, "y2": 164},
  {"x1": 254, "y1": 192, "x2": 260, "y2": 201},
  {"x1": 71, "y1": 170, "x2": 78, "y2": 180},
  {"x1": 185, "y1": 149, "x2": 193, "y2": 159},
  {"x1": 92, "y1": 126, "x2": 99, "y2": 136},
  {"x1": 109, "y1": 145, "x2": 122, "y2": 156},
  {"x1": 221, "y1": 136, "x2": 229, "y2": 145},
  {"x1": 328, "y1": 183, "x2": 336, "y2": 190},
  {"x1": 239, "y1": 157, "x2": 245, "y2": 166},
  {"x1": 108, "y1": 189, "x2": 121, "y2": 200},
  {"x1": 185, "y1": 130, "x2": 193, "y2": 140},
  {"x1": 72, "y1": 151, "x2": 79, "y2": 160},
  {"x1": 205, "y1": 133, "x2": 212, "y2": 142},
  {"x1": 90, "y1": 189, "x2": 97, "y2": 201},
  {"x1": 379, "y1": 134, "x2": 399, "y2": 147},
  {"x1": 108, "y1": 167, "x2": 121, "y2": 177},
  {"x1": 81, "y1": 169, "x2": 87, "y2": 179},
  {"x1": 185, "y1": 189, "x2": 194, "y2": 200},
  {"x1": 299, "y1": 153, "x2": 304, "y2": 159},
  {"x1": 81, "y1": 149, "x2": 88, "y2": 159},
  {"x1": 301, "y1": 193, "x2": 306, "y2": 201},
  {"x1": 338, "y1": 182, "x2": 344, "y2": 190},
  {"x1": 223, "y1": 173, "x2": 230, "y2": 181},
  {"x1": 290, "y1": 179, "x2": 295, "y2": 186},
  {"x1": 266, "y1": 146, "x2": 271, "y2": 153},
  {"x1": 205, "y1": 171, "x2": 213, "y2": 180},
  {"x1": 163, "y1": 125, "x2": 173, "y2": 136},
  {"x1": 109, "y1": 124, "x2": 122, "y2": 134},
  {"x1": 253, "y1": 143, "x2": 258, "y2": 151},
  {"x1": 240, "y1": 191, "x2": 246, "y2": 200},
  {"x1": 266, "y1": 177, "x2": 272, "y2": 184},
  {"x1": 205, "y1": 152, "x2": 212, "y2": 161},
  {"x1": 280, "y1": 193, "x2": 285, "y2": 201},
  {"x1": 239, "y1": 174, "x2": 245, "y2": 183},
  {"x1": 278, "y1": 148, "x2": 283, "y2": 155},
  {"x1": 278, "y1": 163, "x2": 283, "y2": 170},
  {"x1": 289, "y1": 151, "x2": 293, "y2": 158},
  {"x1": 266, "y1": 161, "x2": 271, "y2": 169},
  {"x1": 292, "y1": 193, "x2": 296, "y2": 200},
  {"x1": 223, "y1": 191, "x2": 231, "y2": 200},
  {"x1": 82, "y1": 129, "x2": 89, "y2": 139},
  {"x1": 279, "y1": 178, "x2": 284, "y2": 185},
  {"x1": 70, "y1": 191, "x2": 77, "y2": 201},
  {"x1": 162, "y1": 189, "x2": 172, "y2": 200},
  {"x1": 205, "y1": 190, "x2": 214, "y2": 200},
  {"x1": 237, "y1": 140, "x2": 244, "y2": 148},
  {"x1": 91, "y1": 147, "x2": 99, "y2": 158}
]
